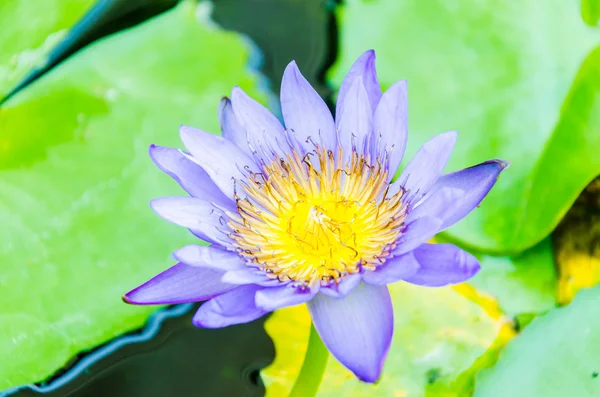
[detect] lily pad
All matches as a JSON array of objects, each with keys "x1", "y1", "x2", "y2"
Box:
[
  {"x1": 0, "y1": 1, "x2": 266, "y2": 389},
  {"x1": 470, "y1": 239, "x2": 557, "y2": 317},
  {"x1": 474, "y1": 285, "x2": 600, "y2": 397},
  {"x1": 262, "y1": 281, "x2": 513, "y2": 397},
  {"x1": 583, "y1": 0, "x2": 600, "y2": 26},
  {"x1": 332, "y1": 0, "x2": 600, "y2": 253},
  {"x1": 0, "y1": 0, "x2": 94, "y2": 98}
]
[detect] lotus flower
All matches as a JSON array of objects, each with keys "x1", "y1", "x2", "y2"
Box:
[{"x1": 124, "y1": 50, "x2": 507, "y2": 382}]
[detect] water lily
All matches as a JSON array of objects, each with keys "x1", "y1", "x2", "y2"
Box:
[{"x1": 124, "y1": 50, "x2": 507, "y2": 382}]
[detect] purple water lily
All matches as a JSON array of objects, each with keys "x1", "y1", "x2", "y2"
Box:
[{"x1": 124, "y1": 50, "x2": 507, "y2": 382}]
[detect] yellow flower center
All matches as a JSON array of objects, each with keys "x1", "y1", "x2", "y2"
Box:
[{"x1": 229, "y1": 147, "x2": 407, "y2": 287}]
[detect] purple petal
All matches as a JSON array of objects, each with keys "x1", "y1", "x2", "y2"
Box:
[
  {"x1": 192, "y1": 285, "x2": 268, "y2": 328},
  {"x1": 150, "y1": 197, "x2": 231, "y2": 246},
  {"x1": 308, "y1": 283, "x2": 393, "y2": 383},
  {"x1": 219, "y1": 97, "x2": 252, "y2": 156},
  {"x1": 231, "y1": 86, "x2": 286, "y2": 160},
  {"x1": 255, "y1": 285, "x2": 317, "y2": 311},
  {"x1": 149, "y1": 145, "x2": 234, "y2": 210},
  {"x1": 392, "y1": 216, "x2": 443, "y2": 257},
  {"x1": 281, "y1": 61, "x2": 336, "y2": 150},
  {"x1": 123, "y1": 263, "x2": 236, "y2": 305},
  {"x1": 406, "y1": 187, "x2": 465, "y2": 224},
  {"x1": 396, "y1": 131, "x2": 457, "y2": 204},
  {"x1": 362, "y1": 254, "x2": 420, "y2": 286},
  {"x1": 373, "y1": 80, "x2": 408, "y2": 175},
  {"x1": 428, "y1": 160, "x2": 509, "y2": 230},
  {"x1": 179, "y1": 125, "x2": 256, "y2": 198},
  {"x1": 173, "y1": 245, "x2": 245, "y2": 271},
  {"x1": 319, "y1": 273, "x2": 362, "y2": 298},
  {"x1": 336, "y1": 50, "x2": 382, "y2": 121},
  {"x1": 221, "y1": 268, "x2": 280, "y2": 287},
  {"x1": 337, "y1": 77, "x2": 373, "y2": 165},
  {"x1": 402, "y1": 244, "x2": 480, "y2": 287}
]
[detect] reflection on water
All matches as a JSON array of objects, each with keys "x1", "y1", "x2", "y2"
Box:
[{"x1": 13, "y1": 304, "x2": 273, "y2": 397}]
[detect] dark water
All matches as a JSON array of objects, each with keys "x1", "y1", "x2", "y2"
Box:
[{"x1": 6, "y1": 0, "x2": 336, "y2": 396}]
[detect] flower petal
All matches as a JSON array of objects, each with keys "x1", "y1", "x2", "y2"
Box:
[
  {"x1": 231, "y1": 86, "x2": 286, "y2": 160},
  {"x1": 255, "y1": 285, "x2": 317, "y2": 311},
  {"x1": 281, "y1": 61, "x2": 336, "y2": 150},
  {"x1": 308, "y1": 283, "x2": 393, "y2": 383},
  {"x1": 402, "y1": 244, "x2": 480, "y2": 287},
  {"x1": 336, "y1": 50, "x2": 381, "y2": 121},
  {"x1": 392, "y1": 216, "x2": 443, "y2": 257},
  {"x1": 396, "y1": 130, "x2": 457, "y2": 204},
  {"x1": 406, "y1": 187, "x2": 465, "y2": 224},
  {"x1": 192, "y1": 285, "x2": 268, "y2": 328},
  {"x1": 337, "y1": 77, "x2": 373, "y2": 165},
  {"x1": 373, "y1": 80, "x2": 408, "y2": 176},
  {"x1": 362, "y1": 254, "x2": 420, "y2": 285},
  {"x1": 319, "y1": 273, "x2": 362, "y2": 298},
  {"x1": 150, "y1": 197, "x2": 231, "y2": 246},
  {"x1": 173, "y1": 245, "x2": 245, "y2": 271},
  {"x1": 428, "y1": 159, "x2": 509, "y2": 229},
  {"x1": 179, "y1": 125, "x2": 256, "y2": 198},
  {"x1": 149, "y1": 145, "x2": 234, "y2": 210},
  {"x1": 123, "y1": 263, "x2": 236, "y2": 305},
  {"x1": 221, "y1": 268, "x2": 281, "y2": 287},
  {"x1": 219, "y1": 97, "x2": 252, "y2": 156}
]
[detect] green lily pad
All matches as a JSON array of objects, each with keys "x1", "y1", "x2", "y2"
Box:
[
  {"x1": 332, "y1": 0, "x2": 600, "y2": 253},
  {"x1": 474, "y1": 285, "x2": 600, "y2": 397},
  {"x1": 0, "y1": 1, "x2": 266, "y2": 389},
  {"x1": 583, "y1": 0, "x2": 600, "y2": 26},
  {"x1": 470, "y1": 238, "x2": 557, "y2": 317},
  {"x1": 262, "y1": 281, "x2": 513, "y2": 397},
  {"x1": 0, "y1": 0, "x2": 95, "y2": 98}
]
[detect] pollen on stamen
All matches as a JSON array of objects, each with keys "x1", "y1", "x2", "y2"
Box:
[{"x1": 228, "y1": 144, "x2": 407, "y2": 287}]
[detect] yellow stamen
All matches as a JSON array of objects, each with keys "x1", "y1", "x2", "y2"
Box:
[{"x1": 229, "y1": 146, "x2": 406, "y2": 287}]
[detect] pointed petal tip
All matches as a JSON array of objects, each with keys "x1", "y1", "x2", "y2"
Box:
[{"x1": 361, "y1": 49, "x2": 376, "y2": 60}]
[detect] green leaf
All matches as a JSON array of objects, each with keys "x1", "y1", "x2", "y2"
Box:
[
  {"x1": 0, "y1": 2, "x2": 266, "y2": 389},
  {"x1": 583, "y1": 0, "x2": 600, "y2": 26},
  {"x1": 332, "y1": 0, "x2": 600, "y2": 253},
  {"x1": 0, "y1": 0, "x2": 95, "y2": 98},
  {"x1": 474, "y1": 285, "x2": 600, "y2": 397},
  {"x1": 470, "y1": 239, "x2": 557, "y2": 317},
  {"x1": 262, "y1": 282, "x2": 513, "y2": 397}
]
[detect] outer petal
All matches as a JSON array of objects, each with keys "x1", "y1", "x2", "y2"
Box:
[
  {"x1": 308, "y1": 283, "x2": 393, "y2": 383},
  {"x1": 231, "y1": 86, "x2": 286, "y2": 160},
  {"x1": 402, "y1": 244, "x2": 480, "y2": 287},
  {"x1": 337, "y1": 77, "x2": 373, "y2": 165},
  {"x1": 173, "y1": 245, "x2": 245, "y2": 271},
  {"x1": 123, "y1": 263, "x2": 235, "y2": 305},
  {"x1": 427, "y1": 160, "x2": 509, "y2": 229},
  {"x1": 281, "y1": 61, "x2": 336, "y2": 150},
  {"x1": 396, "y1": 131, "x2": 457, "y2": 204},
  {"x1": 373, "y1": 80, "x2": 408, "y2": 176},
  {"x1": 336, "y1": 50, "x2": 381, "y2": 120},
  {"x1": 179, "y1": 125, "x2": 256, "y2": 198},
  {"x1": 221, "y1": 268, "x2": 282, "y2": 287},
  {"x1": 218, "y1": 97, "x2": 252, "y2": 156},
  {"x1": 150, "y1": 197, "x2": 231, "y2": 246},
  {"x1": 255, "y1": 285, "x2": 317, "y2": 311},
  {"x1": 149, "y1": 145, "x2": 234, "y2": 210},
  {"x1": 362, "y1": 254, "x2": 420, "y2": 286},
  {"x1": 392, "y1": 216, "x2": 443, "y2": 257},
  {"x1": 406, "y1": 187, "x2": 465, "y2": 224},
  {"x1": 192, "y1": 285, "x2": 268, "y2": 328}
]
